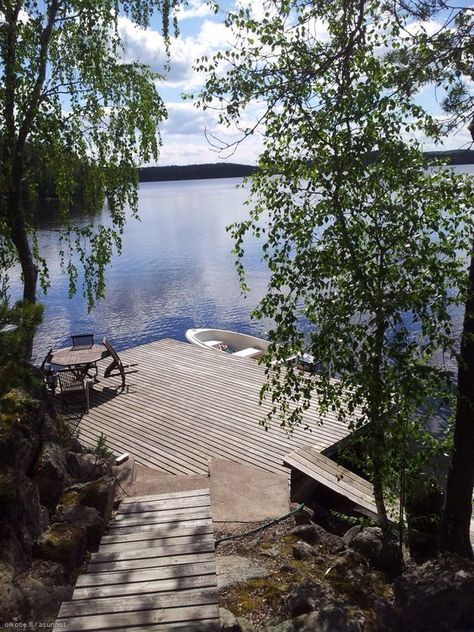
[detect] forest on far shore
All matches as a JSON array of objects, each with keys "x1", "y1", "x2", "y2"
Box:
[{"x1": 139, "y1": 151, "x2": 474, "y2": 183}]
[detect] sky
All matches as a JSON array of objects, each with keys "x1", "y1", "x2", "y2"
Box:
[{"x1": 121, "y1": 0, "x2": 474, "y2": 166}]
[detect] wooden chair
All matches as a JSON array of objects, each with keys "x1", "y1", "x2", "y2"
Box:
[
  {"x1": 58, "y1": 369, "x2": 91, "y2": 414},
  {"x1": 71, "y1": 333, "x2": 94, "y2": 350},
  {"x1": 103, "y1": 338, "x2": 127, "y2": 390},
  {"x1": 39, "y1": 349, "x2": 58, "y2": 392}
]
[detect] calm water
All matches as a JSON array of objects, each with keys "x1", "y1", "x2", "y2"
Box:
[
  {"x1": 13, "y1": 177, "x2": 273, "y2": 359},
  {"x1": 8, "y1": 166, "x2": 474, "y2": 362}
]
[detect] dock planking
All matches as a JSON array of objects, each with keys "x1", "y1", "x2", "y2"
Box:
[
  {"x1": 285, "y1": 446, "x2": 474, "y2": 545},
  {"x1": 55, "y1": 489, "x2": 220, "y2": 631},
  {"x1": 77, "y1": 338, "x2": 355, "y2": 476}
]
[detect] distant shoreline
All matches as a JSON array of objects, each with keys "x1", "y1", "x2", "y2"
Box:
[
  {"x1": 139, "y1": 163, "x2": 256, "y2": 183},
  {"x1": 139, "y1": 151, "x2": 474, "y2": 183}
]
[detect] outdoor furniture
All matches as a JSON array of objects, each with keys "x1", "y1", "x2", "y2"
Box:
[
  {"x1": 50, "y1": 343, "x2": 108, "y2": 379},
  {"x1": 57, "y1": 369, "x2": 92, "y2": 414},
  {"x1": 39, "y1": 348, "x2": 58, "y2": 392},
  {"x1": 103, "y1": 338, "x2": 128, "y2": 390},
  {"x1": 71, "y1": 333, "x2": 94, "y2": 350}
]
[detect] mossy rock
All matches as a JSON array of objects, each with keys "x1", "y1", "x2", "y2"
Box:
[
  {"x1": 58, "y1": 489, "x2": 81, "y2": 509},
  {"x1": 0, "y1": 406, "x2": 40, "y2": 473},
  {"x1": 34, "y1": 442, "x2": 68, "y2": 511},
  {"x1": 60, "y1": 505, "x2": 104, "y2": 547},
  {"x1": 61, "y1": 477, "x2": 117, "y2": 523},
  {"x1": 34, "y1": 523, "x2": 86, "y2": 571},
  {"x1": 0, "y1": 470, "x2": 18, "y2": 504}
]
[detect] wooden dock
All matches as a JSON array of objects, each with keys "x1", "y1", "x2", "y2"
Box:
[
  {"x1": 284, "y1": 446, "x2": 381, "y2": 520},
  {"x1": 55, "y1": 489, "x2": 220, "y2": 631},
  {"x1": 284, "y1": 446, "x2": 474, "y2": 545},
  {"x1": 77, "y1": 339, "x2": 354, "y2": 476}
]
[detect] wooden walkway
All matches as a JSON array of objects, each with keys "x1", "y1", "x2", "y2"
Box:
[
  {"x1": 284, "y1": 446, "x2": 474, "y2": 544},
  {"x1": 284, "y1": 446, "x2": 380, "y2": 520},
  {"x1": 77, "y1": 339, "x2": 354, "y2": 476},
  {"x1": 55, "y1": 489, "x2": 220, "y2": 631}
]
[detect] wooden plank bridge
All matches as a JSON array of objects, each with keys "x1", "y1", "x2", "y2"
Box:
[
  {"x1": 55, "y1": 489, "x2": 220, "y2": 631},
  {"x1": 77, "y1": 339, "x2": 354, "y2": 476}
]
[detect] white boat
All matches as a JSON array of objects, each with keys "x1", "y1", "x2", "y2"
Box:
[{"x1": 185, "y1": 328, "x2": 269, "y2": 360}]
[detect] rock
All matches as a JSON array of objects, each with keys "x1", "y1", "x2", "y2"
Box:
[
  {"x1": 77, "y1": 476, "x2": 117, "y2": 522},
  {"x1": 220, "y1": 607, "x2": 252, "y2": 632},
  {"x1": 342, "y1": 525, "x2": 363, "y2": 545},
  {"x1": 284, "y1": 581, "x2": 325, "y2": 617},
  {"x1": 0, "y1": 469, "x2": 42, "y2": 568},
  {"x1": 0, "y1": 525, "x2": 29, "y2": 570},
  {"x1": 292, "y1": 540, "x2": 316, "y2": 560},
  {"x1": 39, "y1": 505, "x2": 50, "y2": 533},
  {"x1": 327, "y1": 548, "x2": 367, "y2": 575},
  {"x1": 216, "y1": 555, "x2": 270, "y2": 589},
  {"x1": 394, "y1": 554, "x2": 474, "y2": 631},
  {"x1": 306, "y1": 501, "x2": 331, "y2": 522},
  {"x1": 0, "y1": 405, "x2": 40, "y2": 474},
  {"x1": 290, "y1": 524, "x2": 320, "y2": 545},
  {"x1": 292, "y1": 523, "x2": 344, "y2": 553},
  {"x1": 263, "y1": 616, "x2": 308, "y2": 631},
  {"x1": 66, "y1": 452, "x2": 112, "y2": 482},
  {"x1": 34, "y1": 523, "x2": 86, "y2": 572},
  {"x1": 220, "y1": 608, "x2": 238, "y2": 632},
  {"x1": 68, "y1": 435, "x2": 84, "y2": 454},
  {"x1": 293, "y1": 508, "x2": 314, "y2": 525},
  {"x1": 59, "y1": 504, "x2": 104, "y2": 547},
  {"x1": 280, "y1": 564, "x2": 298, "y2": 574},
  {"x1": 16, "y1": 560, "x2": 72, "y2": 623},
  {"x1": 317, "y1": 604, "x2": 365, "y2": 631},
  {"x1": 41, "y1": 413, "x2": 59, "y2": 442},
  {"x1": 267, "y1": 604, "x2": 365, "y2": 631},
  {"x1": 0, "y1": 562, "x2": 26, "y2": 625},
  {"x1": 62, "y1": 476, "x2": 117, "y2": 523},
  {"x1": 262, "y1": 546, "x2": 280, "y2": 558},
  {"x1": 348, "y1": 527, "x2": 403, "y2": 575},
  {"x1": 34, "y1": 441, "x2": 68, "y2": 511}
]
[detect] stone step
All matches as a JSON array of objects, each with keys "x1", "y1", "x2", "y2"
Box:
[{"x1": 118, "y1": 462, "x2": 210, "y2": 499}]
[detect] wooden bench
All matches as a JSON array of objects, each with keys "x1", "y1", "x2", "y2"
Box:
[
  {"x1": 232, "y1": 347, "x2": 263, "y2": 359},
  {"x1": 283, "y1": 445, "x2": 381, "y2": 522}
]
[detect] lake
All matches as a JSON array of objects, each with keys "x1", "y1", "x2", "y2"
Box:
[
  {"x1": 13, "y1": 177, "x2": 273, "y2": 360},
  {"x1": 7, "y1": 165, "x2": 474, "y2": 362}
]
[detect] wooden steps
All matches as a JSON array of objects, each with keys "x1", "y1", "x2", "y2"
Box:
[{"x1": 55, "y1": 489, "x2": 220, "y2": 631}]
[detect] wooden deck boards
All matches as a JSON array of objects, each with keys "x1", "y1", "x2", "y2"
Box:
[
  {"x1": 56, "y1": 489, "x2": 220, "y2": 631},
  {"x1": 76, "y1": 339, "x2": 353, "y2": 476},
  {"x1": 284, "y1": 447, "x2": 380, "y2": 518},
  {"x1": 285, "y1": 446, "x2": 474, "y2": 544}
]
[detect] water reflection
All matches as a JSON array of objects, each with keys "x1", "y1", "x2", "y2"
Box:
[
  {"x1": 8, "y1": 166, "x2": 473, "y2": 364},
  {"x1": 8, "y1": 178, "x2": 271, "y2": 359}
]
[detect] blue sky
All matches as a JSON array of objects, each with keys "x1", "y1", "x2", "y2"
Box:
[{"x1": 126, "y1": 0, "x2": 473, "y2": 166}]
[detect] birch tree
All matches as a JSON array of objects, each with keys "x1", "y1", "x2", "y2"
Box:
[
  {"x1": 0, "y1": 0, "x2": 180, "y2": 354},
  {"x1": 199, "y1": 0, "x2": 474, "y2": 536}
]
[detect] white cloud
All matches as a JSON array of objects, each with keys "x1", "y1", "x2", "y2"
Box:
[
  {"x1": 118, "y1": 16, "x2": 232, "y2": 88},
  {"x1": 117, "y1": 5, "x2": 472, "y2": 166},
  {"x1": 175, "y1": 0, "x2": 215, "y2": 21},
  {"x1": 155, "y1": 101, "x2": 262, "y2": 165}
]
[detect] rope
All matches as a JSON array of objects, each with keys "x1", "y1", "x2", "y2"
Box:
[{"x1": 215, "y1": 503, "x2": 306, "y2": 545}]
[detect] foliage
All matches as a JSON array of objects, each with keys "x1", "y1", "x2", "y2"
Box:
[
  {"x1": 0, "y1": 294, "x2": 43, "y2": 397},
  {"x1": 0, "y1": 0, "x2": 181, "y2": 308},
  {"x1": 94, "y1": 431, "x2": 114, "y2": 463},
  {"x1": 384, "y1": 1, "x2": 473, "y2": 134},
  {"x1": 198, "y1": 0, "x2": 474, "y2": 531}
]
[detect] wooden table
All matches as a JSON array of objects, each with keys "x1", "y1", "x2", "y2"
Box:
[{"x1": 51, "y1": 344, "x2": 109, "y2": 370}]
